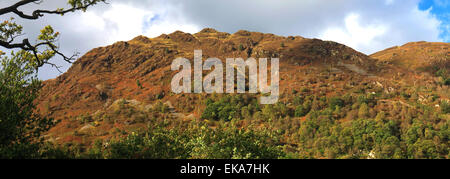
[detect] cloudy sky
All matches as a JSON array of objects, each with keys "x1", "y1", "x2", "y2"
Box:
[{"x1": 0, "y1": 0, "x2": 448, "y2": 80}]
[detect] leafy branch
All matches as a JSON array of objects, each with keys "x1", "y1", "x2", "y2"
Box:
[{"x1": 0, "y1": 0, "x2": 106, "y2": 70}]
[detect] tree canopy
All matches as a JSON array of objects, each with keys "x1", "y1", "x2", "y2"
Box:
[{"x1": 0, "y1": 0, "x2": 105, "y2": 158}]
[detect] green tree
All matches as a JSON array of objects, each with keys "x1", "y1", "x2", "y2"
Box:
[
  {"x1": 238, "y1": 44, "x2": 244, "y2": 51},
  {"x1": 0, "y1": 0, "x2": 105, "y2": 158},
  {"x1": 136, "y1": 79, "x2": 143, "y2": 89},
  {"x1": 358, "y1": 103, "x2": 369, "y2": 119},
  {"x1": 375, "y1": 111, "x2": 386, "y2": 122},
  {"x1": 441, "y1": 100, "x2": 450, "y2": 114},
  {"x1": 0, "y1": 51, "x2": 55, "y2": 158},
  {"x1": 295, "y1": 105, "x2": 308, "y2": 117},
  {"x1": 328, "y1": 96, "x2": 344, "y2": 110}
]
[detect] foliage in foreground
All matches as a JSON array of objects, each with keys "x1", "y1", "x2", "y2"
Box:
[
  {"x1": 0, "y1": 51, "x2": 56, "y2": 159},
  {"x1": 0, "y1": 50, "x2": 448, "y2": 159},
  {"x1": 39, "y1": 119, "x2": 284, "y2": 159},
  {"x1": 199, "y1": 93, "x2": 449, "y2": 159}
]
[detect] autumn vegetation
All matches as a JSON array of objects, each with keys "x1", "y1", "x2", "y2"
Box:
[{"x1": 0, "y1": 1, "x2": 449, "y2": 159}]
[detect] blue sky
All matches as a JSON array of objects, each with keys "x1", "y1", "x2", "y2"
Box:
[{"x1": 419, "y1": 0, "x2": 449, "y2": 42}]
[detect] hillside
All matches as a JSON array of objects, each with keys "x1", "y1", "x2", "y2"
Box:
[
  {"x1": 35, "y1": 29, "x2": 449, "y2": 158},
  {"x1": 371, "y1": 41, "x2": 449, "y2": 73}
]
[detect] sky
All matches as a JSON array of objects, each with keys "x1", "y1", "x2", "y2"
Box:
[{"x1": 0, "y1": 0, "x2": 448, "y2": 80}]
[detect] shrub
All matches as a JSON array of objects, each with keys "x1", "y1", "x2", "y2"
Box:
[
  {"x1": 201, "y1": 95, "x2": 259, "y2": 121},
  {"x1": 136, "y1": 79, "x2": 143, "y2": 89},
  {"x1": 238, "y1": 44, "x2": 244, "y2": 51},
  {"x1": 441, "y1": 101, "x2": 450, "y2": 114},
  {"x1": 295, "y1": 105, "x2": 308, "y2": 117},
  {"x1": 358, "y1": 103, "x2": 369, "y2": 119},
  {"x1": 328, "y1": 97, "x2": 344, "y2": 110}
]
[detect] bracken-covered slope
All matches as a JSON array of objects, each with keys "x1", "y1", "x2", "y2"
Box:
[
  {"x1": 370, "y1": 41, "x2": 449, "y2": 73},
  {"x1": 36, "y1": 29, "x2": 448, "y2": 145}
]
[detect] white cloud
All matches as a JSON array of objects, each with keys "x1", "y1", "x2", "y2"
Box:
[
  {"x1": 175, "y1": 0, "x2": 443, "y2": 54},
  {"x1": 0, "y1": 0, "x2": 445, "y2": 79},
  {"x1": 101, "y1": 4, "x2": 153, "y2": 43},
  {"x1": 319, "y1": 13, "x2": 387, "y2": 53},
  {"x1": 317, "y1": 7, "x2": 442, "y2": 54},
  {"x1": 140, "y1": 4, "x2": 200, "y2": 37},
  {"x1": 77, "y1": 3, "x2": 200, "y2": 44},
  {"x1": 75, "y1": 12, "x2": 106, "y2": 32}
]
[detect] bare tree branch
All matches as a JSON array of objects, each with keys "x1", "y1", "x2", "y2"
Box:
[
  {"x1": 0, "y1": 0, "x2": 40, "y2": 16},
  {"x1": 0, "y1": 0, "x2": 106, "y2": 20},
  {"x1": 0, "y1": 0, "x2": 106, "y2": 69}
]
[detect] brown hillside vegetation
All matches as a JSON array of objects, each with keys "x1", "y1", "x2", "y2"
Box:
[
  {"x1": 35, "y1": 29, "x2": 449, "y2": 158},
  {"x1": 371, "y1": 41, "x2": 449, "y2": 73}
]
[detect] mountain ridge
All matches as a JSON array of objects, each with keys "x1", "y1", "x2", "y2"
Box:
[{"x1": 36, "y1": 28, "x2": 449, "y2": 145}]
